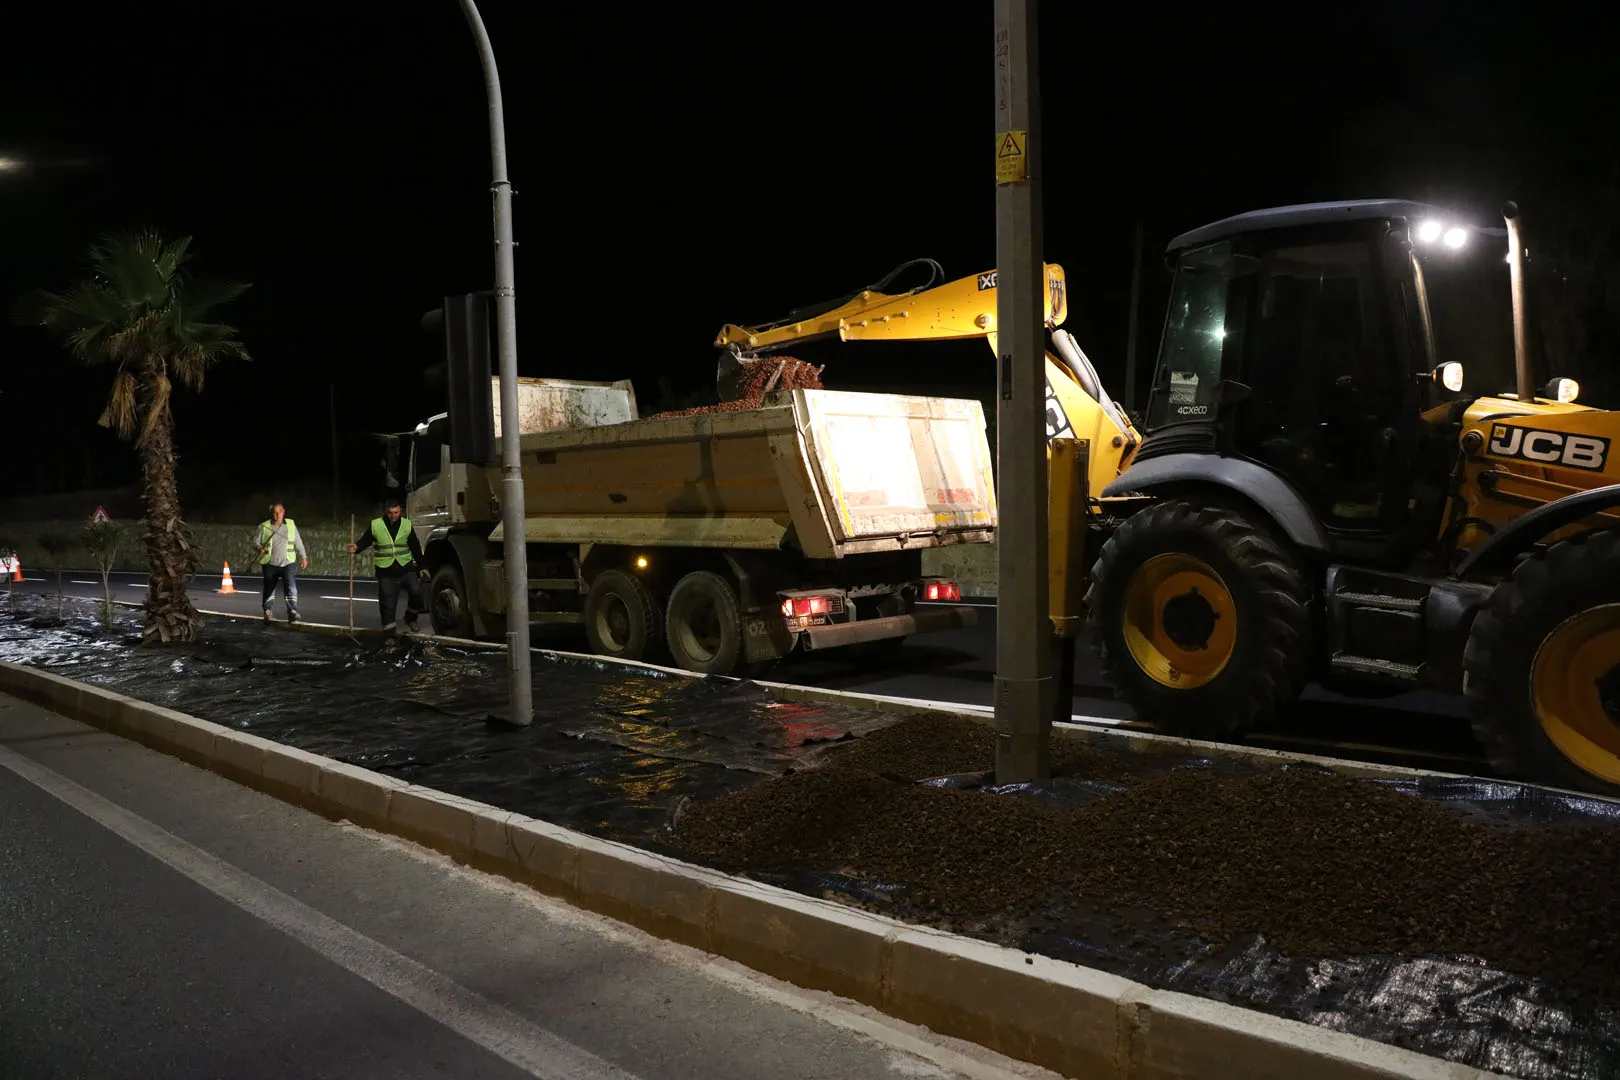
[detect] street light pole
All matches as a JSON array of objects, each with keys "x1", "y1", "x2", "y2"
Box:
[
  {"x1": 992, "y1": 0, "x2": 1051, "y2": 781},
  {"x1": 456, "y1": 0, "x2": 533, "y2": 727}
]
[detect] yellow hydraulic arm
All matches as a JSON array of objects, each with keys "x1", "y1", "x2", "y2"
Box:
[
  {"x1": 716, "y1": 263, "x2": 1139, "y2": 501},
  {"x1": 715, "y1": 265, "x2": 1069, "y2": 351},
  {"x1": 716, "y1": 263, "x2": 1141, "y2": 640}
]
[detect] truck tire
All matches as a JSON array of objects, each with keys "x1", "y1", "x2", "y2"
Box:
[
  {"x1": 429, "y1": 565, "x2": 475, "y2": 639},
  {"x1": 1463, "y1": 531, "x2": 1620, "y2": 795},
  {"x1": 1085, "y1": 499, "x2": 1312, "y2": 739},
  {"x1": 665, "y1": 570, "x2": 743, "y2": 675},
  {"x1": 585, "y1": 569, "x2": 664, "y2": 663}
]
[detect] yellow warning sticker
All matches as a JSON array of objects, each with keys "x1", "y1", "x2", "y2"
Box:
[{"x1": 995, "y1": 129, "x2": 1027, "y2": 184}]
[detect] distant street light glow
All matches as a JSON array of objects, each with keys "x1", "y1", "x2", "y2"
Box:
[
  {"x1": 0, "y1": 156, "x2": 24, "y2": 172},
  {"x1": 1416, "y1": 220, "x2": 1443, "y2": 243},
  {"x1": 1442, "y1": 227, "x2": 1468, "y2": 249}
]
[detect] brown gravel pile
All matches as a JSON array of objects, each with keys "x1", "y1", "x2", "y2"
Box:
[
  {"x1": 676, "y1": 715, "x2": 1620, "y2": 1000},
  {"x1": 650, "y1": 357, "x2": 824, "y2": 418}
]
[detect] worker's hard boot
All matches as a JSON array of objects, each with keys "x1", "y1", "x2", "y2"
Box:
[
  {"x1": 287, "y1": 609, "x2": 300, "y2": 625},
  {"x1": 263, "y1": 609, "x2": 272, "y2": 623}
]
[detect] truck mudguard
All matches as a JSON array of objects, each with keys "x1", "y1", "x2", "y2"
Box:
[
  {"x1": 1101, "y1": 453, "x2": 1329, "y2": 552},
  {"x1": 1456, "y1": 483, "x2": 1620, "y2": 578}
]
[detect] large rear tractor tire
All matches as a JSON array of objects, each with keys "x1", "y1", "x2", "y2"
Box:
[
  {"x1": 584, "y1": 569, "x2": 665, "y2": 664},
  {"x1": 665, "y1": 570, "x2": 743, "y2": 675},
  {"x1": 1085, "y1": 499, "x2": 1313, "y2": 739},
  {"x1": 1463, "y1": 531, "x2": 1620, "y2": 796}
]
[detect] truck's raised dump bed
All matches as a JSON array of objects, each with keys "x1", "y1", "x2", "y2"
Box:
[{"x1": 492, "y1": 388, "x2": 997, "y2": 558}]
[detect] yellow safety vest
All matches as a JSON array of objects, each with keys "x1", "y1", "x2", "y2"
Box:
[
  {"x1": 257, "y1": 519, "x2": 301, "y2": 566},
  {"x1": 370, "y1": 517, "x2": 415, "y2": 569}
]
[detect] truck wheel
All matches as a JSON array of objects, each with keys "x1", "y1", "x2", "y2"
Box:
[
  {"x1": 665, "y1": 570, "x2": 743, "y2": 675},
  {"x1": 429, "y1": 565, "x2": 474, "y2": 639},
  {"x1": 585, "y1": 569, "x2": 664, "y2": 663},
  {"x1": 1085, "y1": 499, "x2": 1312, "y2": 739},
  {"x1": 1463, "y1": 531, "x2": 1620, "y2": 795}
]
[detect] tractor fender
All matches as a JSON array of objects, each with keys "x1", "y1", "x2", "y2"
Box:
[
  {"x1": 1456, "y1": 482, "x2": 1620, "y2": 578},
  {"x1": 1101, "y1": 453, "x2": 1329, "y2": 552}
]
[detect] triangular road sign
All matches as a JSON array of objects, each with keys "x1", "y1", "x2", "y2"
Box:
[{"x1": 90, "y1": 506, "x2": 111, "y2": 523}]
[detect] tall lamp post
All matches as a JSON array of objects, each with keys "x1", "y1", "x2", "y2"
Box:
[{"x1": 456, "y1": 0, "x2": 533, "y2": 727}]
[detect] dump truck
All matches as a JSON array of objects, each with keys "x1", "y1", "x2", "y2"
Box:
[{"x1": 401, "y1": 370, "x2": 995, "y2": 674}]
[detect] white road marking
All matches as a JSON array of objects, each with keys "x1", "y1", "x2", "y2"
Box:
[
  {"x1": 70, "y1": 580, "x2": 103, "y2": 585},
  {"x1": 322, "y1": 595, "x2": 378, "y2": 603},
  {"x1": 354, "y1": 830, "x2": 1061, "y2": 1080},
  {"x1": 0, "y1": 743, "x2": 643, "y2": 1080}
]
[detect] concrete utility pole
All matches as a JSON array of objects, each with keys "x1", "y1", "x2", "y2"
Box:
[
  {"x1": 992, "y1": 0, "x2": 1052, "y2": 782},
  {"x1": 457, "y1": 0, "x2": 533, "y2": 727}
]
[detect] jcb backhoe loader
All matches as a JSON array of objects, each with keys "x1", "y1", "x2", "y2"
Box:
[{"x1": 720, "y1": 200, "x2": 1620, "y2": 796}]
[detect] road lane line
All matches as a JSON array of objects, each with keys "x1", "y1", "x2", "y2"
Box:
[
  {"x1": 322, "y1": 595, "x2": 378, "y2": 602},
  {"x1": 0, "y1": 742, "x2": 643, "y2": 1080}
]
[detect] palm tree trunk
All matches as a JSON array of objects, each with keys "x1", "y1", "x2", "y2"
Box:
[{"x1": 138, "y1": 380, "x2": 199, "y2": 643}]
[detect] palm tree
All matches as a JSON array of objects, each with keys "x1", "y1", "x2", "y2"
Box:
[{"x1": 20, "y1": 230, "x2": 249, "y2": 643}]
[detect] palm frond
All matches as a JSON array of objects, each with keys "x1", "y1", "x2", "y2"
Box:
[
  {"x1": 103, "y1": 309, "x2": 166, "y2": 365},
  {"x1": 99, "y1": 369, "x2": 138, "y2": 439},
  {"x1": 136, "y1": 370, "x2": 172, "y2": 449},
  {"x1": 88, "y1": 229, "x2": 188, "y2": 310}
]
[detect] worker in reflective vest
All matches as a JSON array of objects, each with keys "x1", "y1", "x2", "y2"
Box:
[
  {"x1": 254, "y1": 503, "x2": 308, "y2": 623},
  {"x1": 348, "y1": 496, "x2": 428, "y2": 632}
]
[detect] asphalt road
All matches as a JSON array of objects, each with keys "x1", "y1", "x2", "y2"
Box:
[
  {"x1": 0, "y1": 692, "x2": 1059, "y2": 1080},
  {"x1": 9, "y1": 569, "x2": 1485, "y2": 772}
]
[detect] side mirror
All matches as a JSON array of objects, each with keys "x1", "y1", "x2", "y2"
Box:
[
  {"x1": 1542, "y1": 376, "x2": 1580, "y2": 403},
  {"x1": 1432, "y1": 362, "x2": 1465, "y2": 393}
]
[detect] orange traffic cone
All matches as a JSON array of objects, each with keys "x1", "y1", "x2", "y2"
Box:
[
  {"x1": 9, "y1": 557, "x2": 21, "y2": 583},
  {"x1": 217, "y1": 562, "x2": 237, "y2": 594}
]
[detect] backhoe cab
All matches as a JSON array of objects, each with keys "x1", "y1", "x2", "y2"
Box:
[{"x1": 1090, "y1": 199, "x2": 1620, "y2": 795}]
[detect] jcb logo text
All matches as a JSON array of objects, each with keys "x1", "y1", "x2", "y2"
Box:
[{"x1": 1487, "y1": 425, "x2": 1609, "y2": 471}]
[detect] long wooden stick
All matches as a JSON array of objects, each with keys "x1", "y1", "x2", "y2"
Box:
[{"x1": 348, "y1": 513, "x2": 356, "y2": 631}]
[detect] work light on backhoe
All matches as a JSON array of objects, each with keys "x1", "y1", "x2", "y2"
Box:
[{"x1": 1544, "y1": 377, "x2": 1581, "y2": 404}]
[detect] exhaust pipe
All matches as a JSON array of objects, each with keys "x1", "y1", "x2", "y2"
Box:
[{"x1": 1503, "y1": 201, "x2": 1533, "y2": 403}]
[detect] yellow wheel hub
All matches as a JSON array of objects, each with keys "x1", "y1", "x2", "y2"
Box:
[
  {"x1": 1120, "y1": 553, "x2": 1237, "y2": 689},
  {"x1": 1531, "y1": 603, "x2": 1620, "y2": 784}
]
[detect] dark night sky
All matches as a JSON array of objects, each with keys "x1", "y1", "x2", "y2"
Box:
[{"x1": 0, "y1": 1, "x2": 1610, "y2": 507}]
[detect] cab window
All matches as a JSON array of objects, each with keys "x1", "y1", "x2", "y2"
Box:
[{"x1": 1148, "y1": 241, "x2": 1232, "y2": 429}]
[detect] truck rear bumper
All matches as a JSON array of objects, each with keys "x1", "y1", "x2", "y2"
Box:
[{"x1": 799, "y1": 605, "x2": 979, "y2": 651}]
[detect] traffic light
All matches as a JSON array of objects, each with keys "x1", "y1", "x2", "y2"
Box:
[{"x1": 421, "y1": 292, "x2": 495, "y2": 466}]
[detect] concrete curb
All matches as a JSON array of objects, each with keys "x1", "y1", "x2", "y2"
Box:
[{"x1": 0, "y1": 659, "x2": 1503, "y2": 1079}]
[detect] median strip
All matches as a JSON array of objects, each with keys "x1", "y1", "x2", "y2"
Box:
[{"x1": 0, "y1": 658, "x2": 1506, "y2": 1079}]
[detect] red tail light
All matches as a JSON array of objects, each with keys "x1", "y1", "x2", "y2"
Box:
[
  {"x1": 781, "y1": 595, "x2": 833, "y2": 618},
  {"x1": 925, "y1": 582, "x2": 961, "y2": 601}
]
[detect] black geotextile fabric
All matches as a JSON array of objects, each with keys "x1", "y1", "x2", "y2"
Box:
[
  {"x1": 0, "y1": 603, "x2": 889, "y2": 843},
  {"x1": 1, "y1": 600, "x2": 1616, "y2": 1079}
]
